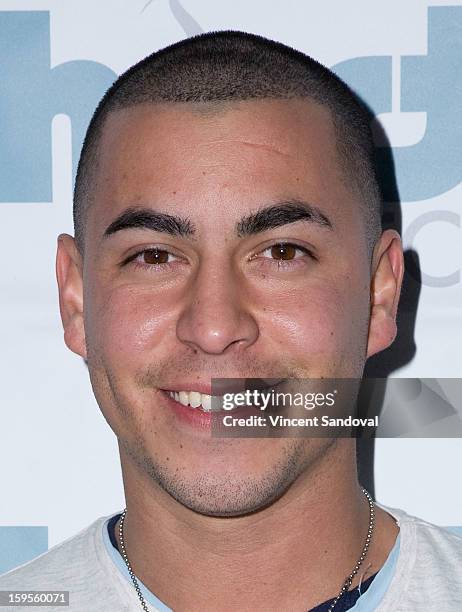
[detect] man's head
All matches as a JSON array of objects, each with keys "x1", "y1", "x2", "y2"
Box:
[{"x1": 56, "y1": 31, "x2": 403, "y2": 516}]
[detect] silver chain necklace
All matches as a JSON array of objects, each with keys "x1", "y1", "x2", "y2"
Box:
[{"x1": 118, "y1": 487, "x2": 375, "y2": 612}]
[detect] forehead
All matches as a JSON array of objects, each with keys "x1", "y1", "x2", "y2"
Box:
[
  {"x1": 97, "y1": 97, "x2": 341, "y2": 175},
  {"x1": 89, "y1": 98, "x2": 359, "y2": 238}
]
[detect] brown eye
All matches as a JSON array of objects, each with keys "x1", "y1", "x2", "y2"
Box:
[
  {"x1": 143, "y1": 248, "x2": 170, "y2": 264},
  {"x1": 250, "y1": 242, "x2": 315, "y2": 268},
  {"x1": 270, "y1": 243, "x2": 297, "y2": 260}
]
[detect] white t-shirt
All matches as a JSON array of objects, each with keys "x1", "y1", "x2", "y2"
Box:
[{"x1": 1, "y1": 503, "x2": 461, "y2": 611}]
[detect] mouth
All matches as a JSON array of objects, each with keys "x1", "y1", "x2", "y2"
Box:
[
  {"x1": 159, "y1": 380, "x2": 286, "y2": 432},
  {"x1": 165, "y1": 390, "x2": 223, "y2": 413},
  {"x1": 161, "y1": 379, "x2": 286, "y2": 415},
  {"x1": 159, "y1": 388, "x2": 236, "y2": 431}
]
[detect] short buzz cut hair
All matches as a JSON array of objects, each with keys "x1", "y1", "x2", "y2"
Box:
[{"x1": 73, "y1": 30, "x2": 382, "y2": 255}]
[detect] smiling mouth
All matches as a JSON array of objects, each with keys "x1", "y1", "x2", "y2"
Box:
[
  {"x1": 163, "y1": 380, "x2": 286, "y2": 413},
  {"x1": 165, "y1": 390, "x2": 225, "y2": 412}
]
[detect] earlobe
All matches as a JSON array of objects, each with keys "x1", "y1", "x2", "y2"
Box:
[
  {"x1": 56, "y1": 234, "x2": 87, "y2": 359},
  {"x1": 366, "y1": 229, "x2": 404, "y2": 359}
]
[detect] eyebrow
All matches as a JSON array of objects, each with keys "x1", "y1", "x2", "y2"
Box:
[
  {"x1": 236, "y1": 199, "x2": 332, "y2": 237},
  {"x1": 103, "y1": 207, "x2": 196, "y2": 238},
  {"x1": 102, "y1": 199, "x2": 333, "y2": 241}
]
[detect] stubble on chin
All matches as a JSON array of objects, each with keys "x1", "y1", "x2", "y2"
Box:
[{"x1": 119, "y1": 434, "x2": 338, "y2": 517}]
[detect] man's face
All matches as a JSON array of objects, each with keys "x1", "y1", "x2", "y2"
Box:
[{"x1": 64, "y1": 99, "x2": 379, "y2": 515}]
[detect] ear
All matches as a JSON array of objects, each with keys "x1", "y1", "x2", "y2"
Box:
[
  {"x1": 56, "y1": 234, "x2": 87, "y2": 359},
  {"x1": 366, "y1": 229, "x2": 404, "y2": 359}
]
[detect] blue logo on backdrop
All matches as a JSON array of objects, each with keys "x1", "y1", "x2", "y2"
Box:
[
  {"x1": 0, "y1": 11, "x2": 115, "y2": 202},
  {"x1": 0, "y1": 526, "x2": 48, "y2": 574},
  {"x1": 0, "y1": 6, "x2": 460, "y2": 203},
  {"x1": 333, "y1": 6, "x2": 462, "y2": 202}
]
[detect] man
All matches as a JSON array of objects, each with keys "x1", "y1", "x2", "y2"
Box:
[{"x1": 1, "y1": 30, "x2": 461, "y2": 612}]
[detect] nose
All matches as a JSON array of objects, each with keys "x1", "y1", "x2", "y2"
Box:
[{"x1": 176, "y1": 259, "x2": 259, "y2": 355}]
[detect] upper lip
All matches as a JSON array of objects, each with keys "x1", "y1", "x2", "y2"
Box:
[{"x1": 161, "y1": 378, "x2": 286, "y2": 396}]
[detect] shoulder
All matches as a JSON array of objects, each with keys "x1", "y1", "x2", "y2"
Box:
[
  {"x1": 0, "y1": 515, "x2": 110, "y2": 589},
  {"x1": 380, "y1": 502, "x2": 462, "y2": 561},
  {"x1": 0, "y1": 517, "x2": 108, "y2": 589},
  {"x1": 0, "y1": 513, "x2": 150, "y2": 611},
  {"x1": 377, "y1": 502, "x2": 462, "y2": 610}
]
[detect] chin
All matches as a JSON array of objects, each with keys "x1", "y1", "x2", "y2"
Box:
[
  {"x1": 162, "y1": 473, "x2": 291, "y2": 517},
  {"x1": 147, "y1": 442, "x2": 310, "y2": 517}
]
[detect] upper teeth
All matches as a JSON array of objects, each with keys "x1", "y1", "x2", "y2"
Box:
[{"x1": 168, "y1": 390, "x2": 222, "y2": 412}]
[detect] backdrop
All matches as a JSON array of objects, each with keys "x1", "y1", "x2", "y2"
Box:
[{"x1": 0, "y1": 0, "x2": 461, "y2": 573}]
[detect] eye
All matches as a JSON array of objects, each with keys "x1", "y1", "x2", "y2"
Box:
[
  {"x1": 122, "y1": 247, "x2": 180, "y2": 271},
  {"x1": 263, "y1": 243, "x2": 308, "y2": 261},
  {"x1": 249, "y1": 242, "x2": 316, "y2": 269},
  {"x1": 139, "y1": 248, "x2": 172, "y2": 265}
]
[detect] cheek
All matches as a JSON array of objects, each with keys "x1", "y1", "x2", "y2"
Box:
[
  {"x1": 85, "y1": 283, "x2": 178, "y2": 366},
  {"x1": 262, "y1": 281, "x2": 369, "y2": 374}
]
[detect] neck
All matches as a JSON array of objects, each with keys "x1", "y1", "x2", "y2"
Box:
[{"x1": 115, "y1": 439, "x2": 399, "y2": 611}]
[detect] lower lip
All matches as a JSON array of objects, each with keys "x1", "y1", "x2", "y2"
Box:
[
  {"x1": 161, "y1": 390, "x2": 213, "y2": 430},
  {"x1": 160, "y1": 390, "x2": 265, "y2": 431}
]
